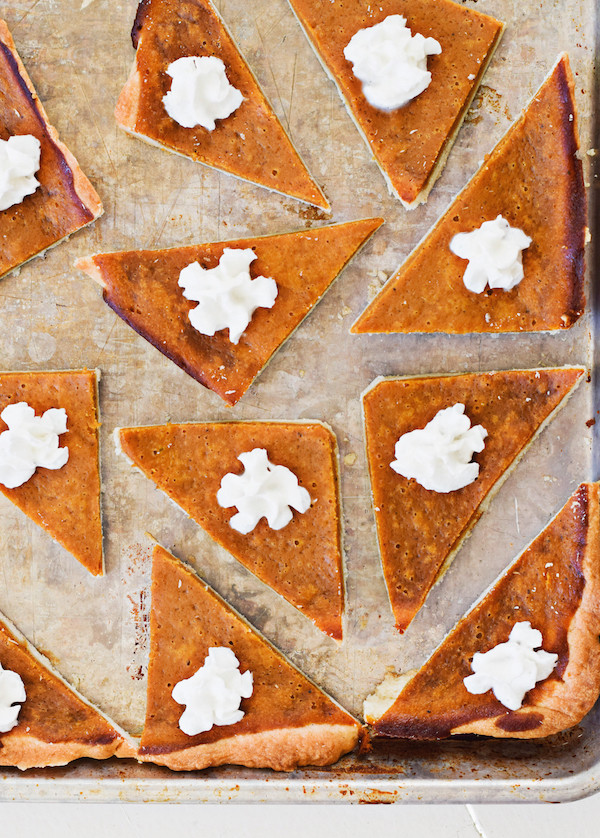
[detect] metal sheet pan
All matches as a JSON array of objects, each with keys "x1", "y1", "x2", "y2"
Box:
[{"x1": 0, "y1": 0, "x2": 597, "y2": 803}]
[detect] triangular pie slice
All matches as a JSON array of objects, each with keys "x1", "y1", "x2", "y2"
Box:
[
  {"x1": 353, "y1": 54, "x2": 585, "y2": 333},
  {"x1": 75, "y1": 218, "x2": 382, "y2": 405},
  {"x1": 0, "y1": 608, "x2": 136, "y2": 768},
  {"x1": 365, "y1": 483, "x2": 600, "y2": 739},
  {"x1": 287, "y1": 0, "x2": 503, "y2": 208},
  {"x1": 0, "y1": 370, "x2": 104, "y2": 575},
  {"x1": 138, "y1": 544, "x2": 360, "y2": 770},
  {"x1": 115, "y1": 0, "x2": 328, "y2": 209},
  {"x1": 117, "y1": 421, "x2": 344, "y2": 639},
  {"x1": 0, "y1": 20, "x2": 102, "y2": 281},
  {"x1": 362, "y1": 367, "x2": 584, "y2": 634}
]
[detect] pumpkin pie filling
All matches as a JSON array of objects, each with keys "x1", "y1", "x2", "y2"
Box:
[
  {"x1": 370, "y1": 483, "x2": 600, "y2": 739},
  {"x1": 362, "y1": 368, "x2": 584, "y2": 633},
  {"x1": 0, "y1": 370, "x2": 104, "y2": 576},
  {"x1": 0, "y1": 21, "x2": 102, "y2": 280},
  {"x1": 287, "y1": 0, "x2": 503, "y2": 206},
  {"x1": 76, "y1": 218, "x2": 382, "y2": 405},
  {"x1": 116, "y1": 0, "x2": 329, "y2": 208},
  {"x1": 139, "y1": 545, "x2": 359, "y2": 769},
  {"x1": 0, "y1": 614, "x2": 135, "y2": 768},
  {"x1": 353, "y1": 55, "x2": 586, "y2": 333},
  {"x1": 118, "y1": 421, "x2": 344, "y2": 639}
]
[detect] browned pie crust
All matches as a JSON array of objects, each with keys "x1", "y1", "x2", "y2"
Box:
[
  {"x1": 138, "y1": 545, "x2": 360, "y2": 770},
  {"x1": 115, "y1": 0, "x2": 328, "y2": 208},
  {"x1": 0, "y1": 610, "x2": 136, "y2": 768},
  {"x1": 118, "y1": 422, "x2": 344, "y2": 639},
  {"x1": 370, "y1": 483, "x2": 600, "y2": 739},
  {"x1": 75, "y1": 218, "x2": 382, "y2": 406},
  {"x1": 362, "y1": 368, "x2": 584, "y2": 633},
  {"x1": 0, "y1": 20, "x2": 102, "y2": 281},
  {"x1": 353, "y1": 54, "x2": 586, "y2": 333},
  {"x1": 0, "y1": 370, "x2": 104, "y2": 576},
  {"x1": 287, "y1": 0, "x2": 503, "y2": 207}
]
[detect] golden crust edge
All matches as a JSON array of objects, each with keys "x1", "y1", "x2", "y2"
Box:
[
  {"x1": 0, "y1": 733, "x2": 136, "y2": 771},
  {"x1": 0, "y1": 606, "x2": 139, "y2": 768},
  {"x1": 450, "y1": 483, "x2": 600, "y2": 738},
  {"x1": 138, "y1": 722, "x2": 359, "y2": 772}
]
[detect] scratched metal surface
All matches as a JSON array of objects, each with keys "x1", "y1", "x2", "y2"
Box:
[{"x1": 0, "y1": 0, "x2": 596, "y2": 803}]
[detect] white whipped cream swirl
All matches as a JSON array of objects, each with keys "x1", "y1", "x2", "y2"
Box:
[
  {"x1": 0, "y1": 661, "x2": 26, "y2": 733},
  {"x1": 463, "y1": 621, "x2": 558, "y2": 711},
  {"x1": 390, "y1": 403, "x2": 487, "y2": 493},
  {"x1": 0, "y1": 402, "x2": 69, "y2": 489},
  {"x1": 217, "y1": 448, "x2": 311, "y2": 534},
  {"x1": 0, "y1": 134, "x2": 41, "y2": 212},
  {"x1": 343, "y1": 15, "x2": 441, "y2": 110},
  {"x1": 163, "y1": 56, "x2": 243, "y2": 130},
  {"x1": 179, "y1": 248, "x2": 278, "y2": 344},
  {"x1": 172, "y1": 647, "x2": 253, "y2": 735},
  {"x1": 450, "y1": 215, "x2": 532, "y2": 293}
]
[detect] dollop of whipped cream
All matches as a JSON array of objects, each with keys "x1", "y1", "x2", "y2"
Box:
[
  {"x1": 217, "y1": 448, "x2": 311, "y2": 534},
  {"x1": 450, "y1": 215, "x2": 532, "y2": 293},
  {"x1": 463, "y1": 621, "x2": 558, "y2": 711},
  {"x1": 343, "y1": 15, "x2": 441, "y2": 110},
  {"x1": 163, "y1": 56, "x2": 243, "y2": 130},
  {"x1": 178, "y1": 248, "x2": 278, "y2": 344},
  {"x1": 0, "y1": 402, "x2": 69, "y2": 489},
  {"x1": 172, "y1": 647, "x2": 253, "y2": 735},
  {"x1": 390, "y1": 403, "x2": 487, "y2": 493},
  {"x1": 0, "y1": 134, "x2": 41, "y2": 212},
  {"x1": 0, "y1": 661, "x2": 26, "y2": 733}
]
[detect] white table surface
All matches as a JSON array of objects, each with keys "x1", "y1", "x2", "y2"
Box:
[{"x1": 2, "y1": 794, "x2": 600, "y2": 837}]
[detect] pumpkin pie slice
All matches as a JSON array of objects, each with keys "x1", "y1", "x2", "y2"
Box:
[
  {"x1": 0, "y1": 20, "x2": 102, "y2": 281},
  {"x1": 117, "y1": 421, "x2": 344, "y2": 639},
  {"x1": 353, "y1": 55, "x2": 585, "y2": 333},
  {"x1": 365, "y1": 483, "x2": 600, "y2": 739},
  {"x1": 363, "y1": 367, "x2": 584, "y2": 634},
  {"x1": 287, "y1": 0, "x2": 503, "y2": 208},
  {"x1": 0, "y1": 370, "x2": 104, "y2": 576},
  {"x1": 115, "y1": 0, "x2": 328, "y2": 209},
  {"x1": 0, "y1": 608, "x2": 136, "y2": 768},
  {"x1": 138, "y1": 544, "x2": 360, "y2": 770},
  {"x1": 75, "y1": 217, "x2": 382, "y2": 406}
]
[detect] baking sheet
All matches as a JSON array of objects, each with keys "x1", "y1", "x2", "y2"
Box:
[{"x1": 0, "y1": 0, "x2": 597, "y2": 803}]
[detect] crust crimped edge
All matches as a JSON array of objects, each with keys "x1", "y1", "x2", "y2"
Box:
[{"x1": 0, "y1": 608, "x2": 138, "y2": 769}]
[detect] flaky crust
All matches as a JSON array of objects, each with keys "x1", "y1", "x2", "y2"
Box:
[
  {"x1": 139, "y1": 723, "x2": 358, "y2": 772},
  {"x1": 452, "y1": 484, "x2": 600, "y2": 738},
  {"x1": 114, "y1": 56, "x2": 141, "y2": 130},
  {"x1": 0, "y1": 20, "x2": 102, "y2": 220},
  {"x1": 0, "y1": 733, "x2": 136, "y2": 771}
]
